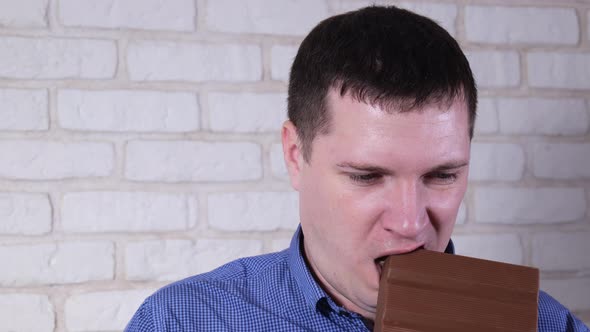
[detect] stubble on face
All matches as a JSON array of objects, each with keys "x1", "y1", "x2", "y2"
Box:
[{"x1": 286, "y1": 88, "x2": 471, "y2": 320}]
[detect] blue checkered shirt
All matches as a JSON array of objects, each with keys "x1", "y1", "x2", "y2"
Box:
[{"x1": 126, "y1": 227, "x2": 589, "y2": 331}]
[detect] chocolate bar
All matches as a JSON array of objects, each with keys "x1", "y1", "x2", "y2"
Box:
[{"x1": 374, "y1": 249, "x2": 539, "y2": 331}]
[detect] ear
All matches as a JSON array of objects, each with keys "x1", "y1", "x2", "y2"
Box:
[{"x1": 281, "y1": 120, "x2": 303, "y2": 190}]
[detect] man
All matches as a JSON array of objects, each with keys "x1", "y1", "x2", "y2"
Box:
[{"x1": 126, "y1": 6, "x2": 589, "y2": 331}]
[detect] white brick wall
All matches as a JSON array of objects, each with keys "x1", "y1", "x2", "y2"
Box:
[
  {"x1": 465, "y1": 6, "x2": 578, "y2": 45},
  {"x1": 528, "y1": 53, "x2": 590, "y2": 89},
  {"x1": 61, "y1": 192, "x2": 193, "y2": 232},
  {"x1": 532, "y1": 232, "x2": 590, "y2": 271},
  {"x1": 0, "y1": 0, "x2": 48, "y2": 28},
  {"x1": 271, "y1": 237, "x2": 292, "y2": 252},
  {"x1": 208, "y1": 92, "x2": 287, "y2": 133},
  {"x1": 208, "y1": 192, "x2": 299, "y2": 231},
  {"x1": 467, "y1": 51, "x2": 520, "y2": 87},
  {"x1": 497, "y1": 98, "x2": 588, "y2": 135},
  {"x1": 534, "y1": 144, "x2": 590, "y2": 179},
  {"x1": 58, "y1": 90, "x2": 200, "y2": 132},
  {"x1": 0, "y1": 141, "x2": 114, "y2": 180},
  {"x1": 456, "y1": 202, "x2": 467, "y2": 224},
  {"x1": 270, "y1": 143, "x2": 288, "y2": 178},
  {"x1": 271, "y1": 45, "x2": 297, "y2": 81},
  {"x1": 127, "y1": 41, "x2": 262, "y2": 82},
  {"x1": 125, "y1": 239, "x2": 262, "y2": 281},
  {"x1": 65, "y1": 289, "x2": 155, "y2": 332},
  {"x1": 0, "y1": 294, "x2": 54, "y2": 332},
  {"x1": 0, "y1": 37, "x2": 116, "y2": 79},
  {"x1": 469, "y1": 143, "x2": 524, "y2": 181},
  {"x1": 474, "y1": 188, "x2": 586, "y2": 224},
  {"x1": 452, "y1": 234, "x2": 523, "y2": 265},
  {"x1": 0, "y1": 241, "x2": 113, "y2": 286},
  {"x1": 1, "y1": 1, "x2": 589, "y2": 329},
  {"x1": 125, "y1": 141, "x2": 262, "y2": 182},
  {"x1": 0, "y1": 89, "x2": 48, "y2": 130},
  {"x1": 206, "y1": 0, "x2": 330, "y2": 36},
  {"x1": 0, "y1": 193, "x2": 52, "y2": 235},
  {"x1": 541, "y1": 278, "x2": 590, "y2": 311},
  {"x1": 59, "y1": 0, "x2": 195, "y2": 31},
  {"x1": 474, "y1": 98, "x2": 499, "y2": 134}
]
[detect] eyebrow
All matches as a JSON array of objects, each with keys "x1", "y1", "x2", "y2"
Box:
[
  {"x1": 336, "y1": 161, "x2": 469, "y2": 174},
  {"x1": 426, "y1": 161, "x2": 470, "y2": 173},
  {"x1": 336, "y1": 163, "x2": 392, "y2": 174}
]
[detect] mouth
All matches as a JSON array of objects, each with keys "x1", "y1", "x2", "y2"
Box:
[{"x1": 375, "y1": 245, "x2": 425, "y2": 276}]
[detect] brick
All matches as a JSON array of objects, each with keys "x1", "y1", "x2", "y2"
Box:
[
  {"x1": 0, "y1": 193, "x2": 51, "y2": 235},
  {"x1": 469, "y1": 143, "x2": 524, "y2": 181},
  {"x1": 0, "y1": 37, "x2": 116, "y2": 79},
  {"x1": 534, "y1": 144, "x2": 590, "y2": 179},
  {"x1": 474, "y1": 98, "x2": 499, "y2": 135},
  {"x1": 271, "y1": 45, "x2": 297, "y2": 81},
  {"x1": 0, "y1": 294, "x2": 54, "y2": 332},
  {"x1": 397, "y1": 2, "x2": 457, "y2": 36},
  {"x1": 541, "y1": 278, "x2": 590, "y2": 312},
  {"x1": 59, "y1": 0, "x2": 194, "y2": 31},
  {"x1": 452, "y1": 234, "x2": 523, "y2": 265},
  {"x1": 467, "y1": 51, "x2": 520, "y2": 88},
  {"x1": 528, "y1": 53, "x2": 590, "y2": 89},
  {"x1": 0, "y1": 141, "x2": 114, "y2": 180},
  {"x1": 0, "y1": 241, "x2": 113, "y2": 286},
  {"x1": 0, "y1": 89, "x2": 48, "y2": 131},
  {"x1": 209, "y1": 92, "x2": 286, "y2": 133},
  {"x1": 270, "y1": 237, "x2": 292, "y2": 252},
  {"x1": 332, "y1": 1, "x2": 457, "y2": 36},
  {"x1": 58, "y1": 89, "x2": 199, "y2": 132},
  {"x1": 208, "y1": 192, "x2": 299, "y2": 231},
  {"x1": 498, "y1": 98, "x2": 588, "y2": 135},
  {"x1": 456, "y1": 201, "x2": 467, "y2": 224},
  {"x1": 128, "y1": 41, "x2": 261, "y2": 82},
  {"x1": 126, "y1": 239, "x2": 262, "y2": 281},
  {"x1": 466, "y1": 6, "x2": 578, "y2": 45},
  {"x1": 0, "y1": 0, "x2": 47, "y2": 27},
  {"x1": 62, "y1": 192, "x2": 190, "y2": 232},
  {"x1": 532, "y1": 232, "x2": 590, "y2": 271},
  {"x1": 65, "y1": 289, "x2": 154, "y2": 332},
  {"x1": 270, "y1": 143, "x2": 288, "y2": 179},
  {"x1": 126, "y1": 141, "x2": 262, "y2": 182},
  {"x1": 474, "y1": 188, "x2": 586, "y2": 224},
  {"x1": 206, "y1": 0, "x2": 329, "y2": 36}
]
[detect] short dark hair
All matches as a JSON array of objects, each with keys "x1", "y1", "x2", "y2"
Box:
[{"x1": 287, "y1": 6, "x2": 477, "y2": 162}]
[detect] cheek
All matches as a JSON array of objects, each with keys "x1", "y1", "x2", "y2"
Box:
[
  {"x1": 301, "y1": 182, "x2": 382, "y2": 249},
  {"x1": 336, "y1": 188, "x2": 385, "y2": 225},
  {"x1": 427, "y1": 187, "x2": 467, "y2": 249}
]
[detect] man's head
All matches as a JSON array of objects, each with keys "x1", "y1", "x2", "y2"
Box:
[
  {"x1": 282, "y1": 6, "x2": 476, "y2": 320},
  {"x1": 287, "y1": 5, "x2": 476, "y2": 162}
]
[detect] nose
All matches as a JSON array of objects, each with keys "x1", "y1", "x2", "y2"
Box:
[{"x1": 381, "y1": 180, "x2": 428, "y2": 239}]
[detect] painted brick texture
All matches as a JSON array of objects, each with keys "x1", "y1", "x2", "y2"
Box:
[
  {"x1": 0, "y1": 294, "x2": 54, "y2": 332},
  {"x1": 58, "y1": 90, "x2": 200, "y2": 132},
  {"x1": 1, "y1": 1, "x2": 589, "y2": 330},
  {"x1": 0, "y1": 37, "x2": 116, "y2": 79}
]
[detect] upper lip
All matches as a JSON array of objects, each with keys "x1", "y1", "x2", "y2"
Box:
[{"x1": 374, "y1": 244, "x2": 425, "y2": 261}]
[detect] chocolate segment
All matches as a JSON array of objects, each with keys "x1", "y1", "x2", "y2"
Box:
[{"x1": 375, "y1": 250, "x2": 539, "y2": 332}]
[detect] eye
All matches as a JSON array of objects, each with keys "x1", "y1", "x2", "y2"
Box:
[
  {"x1": 349, "y1": 173, "x2": 382, "y2": 185},
  {"x1": 425, "y1": 172, "x2": 458, "y2": 185}
]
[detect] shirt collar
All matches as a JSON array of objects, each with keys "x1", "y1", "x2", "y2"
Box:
[
  {"x1": 287, "y1": 225, "x2": 456, "y2": 311},
  {"x1": 287, "y1": 225, "x2": 328, "y2": 310}
]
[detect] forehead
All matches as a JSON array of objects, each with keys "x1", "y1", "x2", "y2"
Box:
[{"x1": 316, "y1": 89, "x2": 470, "y2": 168}]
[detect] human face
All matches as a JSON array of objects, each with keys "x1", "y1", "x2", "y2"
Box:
[{"x1": 282, "y1": 89, "x2": 471, "y2": 319}]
